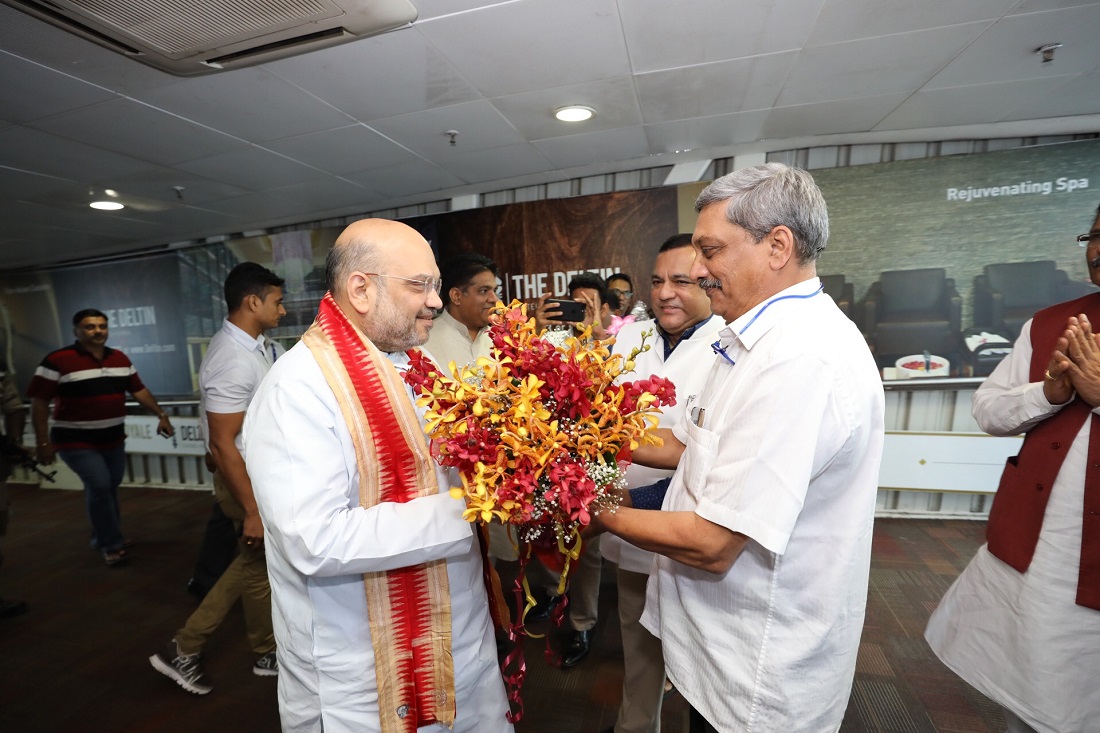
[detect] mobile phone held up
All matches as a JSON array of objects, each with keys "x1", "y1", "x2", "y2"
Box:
[{"x1": 546, "y1": 298, "x2": 587, "y2": 323}]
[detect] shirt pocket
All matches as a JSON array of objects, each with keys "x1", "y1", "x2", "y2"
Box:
[{"x1": 678, "y1": 418, "x2": 719, "y2": 506}]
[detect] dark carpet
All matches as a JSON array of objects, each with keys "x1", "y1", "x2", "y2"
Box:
[{"x1": 0, "y1": 483, "x2": 1003, "y2": 732}]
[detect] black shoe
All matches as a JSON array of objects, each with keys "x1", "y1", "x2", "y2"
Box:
[
  {"x1": 561, "y1": 629, "x2": 591, "y2": 668},
  {"x1": 186, "y1": 578, "x2": 208, "y2": 601},
  {"x1": 526, "y1": 594, "x2": 562, "y2": 623},
  {"x1": 0, "y1": 598, "x2": 28, "y2": 618}
]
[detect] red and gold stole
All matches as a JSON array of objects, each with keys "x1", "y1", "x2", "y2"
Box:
[{"x1": 302, "y1": 293, "x2": 455, "y2": 733}]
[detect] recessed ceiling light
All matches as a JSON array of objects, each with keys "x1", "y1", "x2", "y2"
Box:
[
  {"x1": 554, "y1": 105, "x2": 595, "y2": 122},
  {"x1": 90, "y1": 200, "x2": 124, "y2": 210}
]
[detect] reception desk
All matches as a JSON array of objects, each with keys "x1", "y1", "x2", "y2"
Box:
[{"x1": 879, "y1": 376, "x2": 1014, "y2": 518}]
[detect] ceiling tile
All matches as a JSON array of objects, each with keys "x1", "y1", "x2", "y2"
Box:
[
  {"x1": 533, "y1": 127, "x2": 651, "y2": 169},
  {"x1": 411, "y1": 0, "x2": 503, "y2": 20},
  {"x1": 134, "y1": 67, "x2": 355, "y2": 143},
  {"x1": 12, "y1": 197, "x2": 160, "y2": 237},
  {"x1": 175, "y1": 147, "x2": 329, "y2": 192},
  {"x1": 28, "y1": 98, "x2": 246, "y2": 166},
  {"x1": 635, "y1": 53, "x2": 799, "y2": 123},
  {"x1": 0, "y1": 126, "x2": 153, "y2": 181},
  {"x1": 0, "y1": 219, "x2": 125, "y2": 268},
  {"x1": 264, "y1": 27, "x2": 480, "y2": 121},
  {"x1": 620, "y1": 0, "x2": 824, "y2": 72},
  {"x1": 343, "y1": 159, "x2": 465, "y2": 199},
  {"x1": 644, "y1": 110, "x2": 771, "y2": 154},
  {"x1": 776, "y1": 22, "x2": 992, "y2": 106},
  {"x1": 432, "y1": 143, "x2": 553, "y2": 184},
  {"x1": 266, "y1": 177, "x2": 376, "y2": 214},
  {"x1": 369, "y1": 100, "x2": 525, "y2": 158},
  {"x1": 761, "y1": 94, "x2": 911, "y2": 138},
  {"x1": 76, "y1": 207, "x2": 237, "y2": 250},
  {"x1": 1010, "y1": 0, "x2": 1100, "y2": 13},
  {"x1": 491, "y1": 77, "x2": 642, "y2": 140},
  {"x1": 874, "y1": 76, "x2": 1079, "y2": 130},
  {"x1": 925, "y1": 5, "x2": 1100, "y2": 88},
  {"x1": 0, "y1": 52, "x2": 117, "y2": 123},
  {"x1": 417, "y1": 0, "x2": 631, "y2": 97},
  {"x1": 805, "y1": 0, "x2": 1018, "y2": 46},
  {"x1": 0, "y1": 166, "x2": 78, "y2": 200},
  {"x1": 197, "y1": 191, "x2": 319, "y2": 226},
  {"x1": 263, "y1": 124, "x2": 419, "y2": 174},
  {"x1": 85, "y1": 166, "x2": 251, "y2": 206},
  {"x1": 999, "y1": 70, "x2": 1100, "y2": 121}
]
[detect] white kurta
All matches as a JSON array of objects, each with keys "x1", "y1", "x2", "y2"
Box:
[
  {"x1": 243, "y1": 342, "x2": 513, "y2": 733},
  {"x1": 423, "y1": 309, "x2": 515, "y2": 562},
  {"x1": 925, "y1": 318, "x2": 1100, "y2": 733},
  {"x1": 640, "y1": 279, "x2": 885, "y2": 732},
  {"x1": 600, "y1": 315, "x2": 724, "y2": 574},
  {"x1": 422, "y1": 309, "x2": 491, "y2": 376}
]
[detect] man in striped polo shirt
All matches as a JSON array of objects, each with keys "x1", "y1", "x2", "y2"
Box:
[{"x1": 29, "y1": 308, "x2": 175, "y2": 566}]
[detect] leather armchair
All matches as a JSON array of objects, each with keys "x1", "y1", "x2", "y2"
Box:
[
  {"x1": 973, "y1": 260, "x2": 1078, "y2": 340},
  {"x1": 819, "y1": 273, "x2": 856, "y2": 325},
  {"x1": 864, "y1": 268, "x2": 962, "y2": 368}
]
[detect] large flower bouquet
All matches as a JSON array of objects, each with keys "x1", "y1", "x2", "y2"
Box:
[
  {"x1": 402, "y1": 299, "x2": 675, "y2": 592},
  {"x1": 403, "y1": 299, "x2": 674, "y2": 719}
]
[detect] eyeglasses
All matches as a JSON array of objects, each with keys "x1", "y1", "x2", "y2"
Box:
[
  {"x1": 1076, "y1": 231, "x2": 1100, "y2": 246},
  {"x1": 364, "y1": 273, "x2": 443, "y2": 294},
  {"x1": 608, "y1": 288, "x2": 634, "y2": 298}
]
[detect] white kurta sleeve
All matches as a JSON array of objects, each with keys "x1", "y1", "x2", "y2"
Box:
[
  {"x1": 971, "y1": 319, "x2": 1070, "y2": 436},
  {"x1": 246, "y1": 372, "x2": 475, "y2": 578}
]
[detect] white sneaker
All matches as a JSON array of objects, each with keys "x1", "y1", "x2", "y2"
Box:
[
  {"x1": 253, "y1": 650, "x2": 279, "y2": 677},
  {"x1": 149, "y1": 639, "x2": 213, "y2": 695}
]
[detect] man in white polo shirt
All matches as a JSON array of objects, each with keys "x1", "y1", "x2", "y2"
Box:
[
  {"x1": 150, "y1": 262, "x2": 286, "y2": 695},
  {"x1": 601, "y1": 232, "x2": 722, "y2": 733},
  {"x1": 596, "y1": 164, "x2": 885, "y2": 732}
]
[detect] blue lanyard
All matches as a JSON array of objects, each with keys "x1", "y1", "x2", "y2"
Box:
[{"x1": 711, "y1": 283, "x2": 824, "y2": 366}]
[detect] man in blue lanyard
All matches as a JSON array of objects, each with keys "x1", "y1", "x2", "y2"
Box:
[{"x1": 593, "y1": 163, "x2": 885, "y2": 733}]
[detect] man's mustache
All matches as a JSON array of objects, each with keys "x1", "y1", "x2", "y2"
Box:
[
  {"x1": 1090, "y1": 255, "x2": 1100, "y2": 269},
  {"x1": 698, "y1": 278, "x2": 722, "y2": 290}
]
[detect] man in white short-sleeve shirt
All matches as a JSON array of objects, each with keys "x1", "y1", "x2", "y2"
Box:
[
  {"x1": 595, "y1": 163, "x2": 885, "y2": 732},
  {"x1": 150, "y1": 262, "x2": 286, "y2": 695}
]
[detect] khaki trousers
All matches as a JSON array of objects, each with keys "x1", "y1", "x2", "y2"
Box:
[
  {"x1": 176, "y1": 471, "x2": 274, "y2": 657},
  {"x1": 613, "y1": 565, "x2": 665, "y2": 733}
]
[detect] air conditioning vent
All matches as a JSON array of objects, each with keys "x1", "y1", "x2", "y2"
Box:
[
  {"x1": 2, "y1": 0, "x2": 417, "y2": 75},
  {"x1": 204, "y1": 26, "x2": 349, "y2": 67}
]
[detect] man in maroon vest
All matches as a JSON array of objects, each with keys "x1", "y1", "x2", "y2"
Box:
[{"x1": 926, "y1": 202, "x2": 1100, "y2": 733}]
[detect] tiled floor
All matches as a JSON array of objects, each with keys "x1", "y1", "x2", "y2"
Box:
[{"x1": 0, "y1": 483, "x2": 1002, "y2": 732}]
